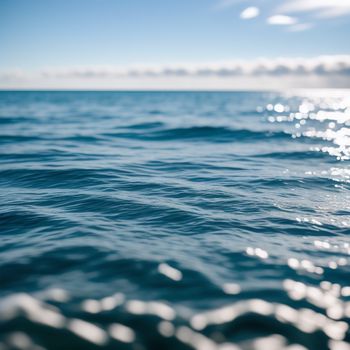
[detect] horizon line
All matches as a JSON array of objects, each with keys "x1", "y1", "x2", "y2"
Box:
[{"x1": 1, "y1": 87, "x2": 350, "y2": 92}]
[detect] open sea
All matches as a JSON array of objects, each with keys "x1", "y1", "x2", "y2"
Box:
[{"x1": 0, "y1": 90, "x2": 349, "y2": 350}]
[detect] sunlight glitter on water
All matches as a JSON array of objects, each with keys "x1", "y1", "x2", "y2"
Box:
[
  {"x1": 1, "y1": 285, "x2": 349, "y2": 349},
  {"x1": 266, "y1": 92, "x2": 350, "y2": 160}
]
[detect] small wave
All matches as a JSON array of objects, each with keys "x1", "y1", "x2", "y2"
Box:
[
  {"x1": 252, "y1": 150, "x2": 332, "y2": 160},
  {"x1": 103, "y1": 126, "x2": 290, "y2": 142},
  {"x1": 123, "y1": 121, "x2": 165, "y2": 129}
]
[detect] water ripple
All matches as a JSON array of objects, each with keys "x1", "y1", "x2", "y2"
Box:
[{"x1": 0, "y1": 91, "x2": 349, "y2": 349}]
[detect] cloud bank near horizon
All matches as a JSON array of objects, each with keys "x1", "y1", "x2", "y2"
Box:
[{"x1": 1, "y1": 56, "x2": 350, "y2": 90}]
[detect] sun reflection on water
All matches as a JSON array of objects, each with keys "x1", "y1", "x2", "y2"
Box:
[{"x1": 266, "y1": 91, "x2": 350, "y2": 161}]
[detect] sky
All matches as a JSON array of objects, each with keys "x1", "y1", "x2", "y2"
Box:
[{"x1": 1, "y1": 0, "x2": 350, "y2": 89}]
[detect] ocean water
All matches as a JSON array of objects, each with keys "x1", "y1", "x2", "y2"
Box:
[{"x1": 0, "y1": 91, "x2": 349, "y2": 350}]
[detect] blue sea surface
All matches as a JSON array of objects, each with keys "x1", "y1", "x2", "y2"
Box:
[{"x1": 0, "y1": 91, "x2": 349, "y2": 350}]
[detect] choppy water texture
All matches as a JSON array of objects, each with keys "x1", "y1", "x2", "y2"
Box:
[{"x1": 0, "y1": 91, "x2": 350, "y2": 350}]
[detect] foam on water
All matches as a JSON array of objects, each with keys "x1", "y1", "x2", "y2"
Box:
[{"x1": 0, "y1": 91, "x2": 349, "y2": 349}]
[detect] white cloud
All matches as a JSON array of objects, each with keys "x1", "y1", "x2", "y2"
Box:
[
  {"x1": 240, "y1": 7, "x2": 260, "y2": 19},
  {"x1": 267, "y1": 15, "x2": 297, "y2": 25},
  {"x1": 277, "y1": 0, "x2": 350, "y2": 18},
  {"x1": 1, "y1": 56, "x2": 350, "y2": 90}
]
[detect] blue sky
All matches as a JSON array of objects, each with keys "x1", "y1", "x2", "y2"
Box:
[{"x1": 1, "y1": 0, "x2": 350, "y2": 89}]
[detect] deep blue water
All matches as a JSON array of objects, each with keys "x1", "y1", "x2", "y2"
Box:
[{"x1": 0, "y1": 91, "x2": 349, "y2": 350}]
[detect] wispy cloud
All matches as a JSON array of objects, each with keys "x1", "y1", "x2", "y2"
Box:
[
  {"x1": 240, "y1": 7, "x2": 260, "y2": 19},
  {"x1": 277, "y1": 0, "x2": 350, "y2": 18},
  {"x1": 287, "y1": 23, "x2": 313, "y2": 32}
]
